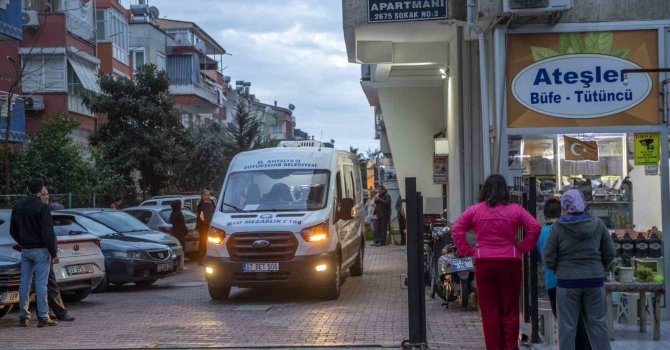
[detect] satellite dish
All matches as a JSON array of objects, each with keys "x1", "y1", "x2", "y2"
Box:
[{"x1": 149, "y1": 6, "x2": 160, "y2": 19}]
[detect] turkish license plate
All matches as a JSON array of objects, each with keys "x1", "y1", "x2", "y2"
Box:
[
  {"x1": 66, "y1": 264, "x2": 94, "y2": 276},
  {"x1": 0, "y1": 291, "x2": 19, "y2": 304},
  {"x1": 453, "y1": 257, "x2": 474, "y2": 270},
  {"x1": 243, "y1": 263, "x2": 279, "y2": 272},
  {"x1": 157, "y1": 263, "x2": 174, "y2": 272}
]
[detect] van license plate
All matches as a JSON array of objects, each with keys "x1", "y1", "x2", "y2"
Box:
[
  {"x1": 243, "y1": 263, "x2": 279, "y2": 272},
  {"x1": 157, "y1": 263, "x2": 174, "y2": 272},
  {"x1": 66, "y1": 264, "x2": 94, "y2": 275},
  {"x1": 0, "y1": 291, "x2": 19, "y2": 304}
]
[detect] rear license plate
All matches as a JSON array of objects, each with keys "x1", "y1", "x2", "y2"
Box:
[
  {"x1": 453, "y1": 257, "x2": 474, "y2": 270},
  {"x1": 0, "y1": 291, "x2": 19, "y2": 304},
  {"x1": 157, "y1": 263, "x2": 174, "y2": 272},
  {"x1": 243, "y1": 263, "x2": 279, "y2": 272},
  {"x1": 66, "y1": 264, "x2": 94, "y2": 276}
]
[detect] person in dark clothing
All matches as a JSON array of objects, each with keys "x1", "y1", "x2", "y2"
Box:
[
  {"x1": 395, "y1": 195, "x2": 406, "y2": 246},
  {"x1": 373, "y1": 185, "x2": 391, "y2": 246},
  {"x1": 38, "y1": 187, "x2": 74, "y2": 322},
  {"x1": 196, "y1": 190, "x2": 216, "y2": 264},
  {"x1": 170, "y1": 200, "x2": 188, "y2": 249},
  {"x1": 10, "y1": 177, "x2": 58, "y2": 327}
]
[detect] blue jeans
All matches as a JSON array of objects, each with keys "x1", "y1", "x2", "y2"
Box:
[{"x1": 19, "y1": 248, "x2": 51, "y2": 319}]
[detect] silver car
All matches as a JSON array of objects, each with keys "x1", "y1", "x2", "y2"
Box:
[{"x1": 124, "y1": 206, "x2": 199, "y2": 260}]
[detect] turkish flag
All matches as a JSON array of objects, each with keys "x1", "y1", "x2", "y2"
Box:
[{"x1": 564, "y1": 136, "x2": 599, "y2": 161}]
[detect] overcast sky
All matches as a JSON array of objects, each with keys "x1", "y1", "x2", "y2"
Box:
[{"x1": 126, "y1": 0, "x2": 377, "y2": 153}]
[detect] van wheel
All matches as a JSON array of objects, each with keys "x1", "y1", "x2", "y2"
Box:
[
  {"x1": 208, "y1": 283, "x2": 231, "y2": 301},
  {"x1": 349, "y1": 243, "x2": 364, "y2": 277},
  {"x1": 322, "y1": 258, "x2": 341, "y2": 300}
]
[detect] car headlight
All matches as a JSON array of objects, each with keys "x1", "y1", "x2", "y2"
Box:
[
  {"x1": 208, "y1": 227, "x2": 226, "y2": 245},
  {"x1": 301, "y1": 221, "x2": 329, "y2": 242}
]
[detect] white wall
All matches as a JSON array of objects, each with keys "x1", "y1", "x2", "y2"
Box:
[
  {"x1": 377, "y1": 86, "x2": 444, "y2": 213},
  {"x1": 630, "y1": 165, "x2": 662, "y2": 231}
]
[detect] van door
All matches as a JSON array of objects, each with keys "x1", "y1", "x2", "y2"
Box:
[{"x1": 340, "y1": 164, "x2": 359, "y2": 263}]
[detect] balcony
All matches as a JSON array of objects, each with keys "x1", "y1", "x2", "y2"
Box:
[
  {"x1": 170, "y1": 83, "x2": 219, "y2": 115},
  {"x1": 67, "y1": 94, "x2": 93, "y2": 117}
]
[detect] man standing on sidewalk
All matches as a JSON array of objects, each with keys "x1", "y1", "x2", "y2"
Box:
[
  {"x1": 374, "y1": 185, "x2": 391, "y2": 246},
  {"x1": 38, "y1": 187, "x2": 75, "y2": 322},
  {"x1": 10, "y1": 177, "x2": 58, "y2": 327},
  {"x1": 196, "y1": 190, "x2": 216, "y2": 265}
]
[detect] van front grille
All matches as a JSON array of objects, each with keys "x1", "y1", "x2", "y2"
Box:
[
  {"x1": 0, "y1": 268, "x2": 21, "y2": 288},
  {"x1": 234, "y1": 272, "x2": 291, "y2": 281},
  {"x1": 227, "y1": 232, "x2": 298, "y2": 262}
]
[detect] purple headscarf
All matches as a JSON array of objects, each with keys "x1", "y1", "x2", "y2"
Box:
[{"x1": 561, "y1": 189, "x2": 587, "y2": 214}]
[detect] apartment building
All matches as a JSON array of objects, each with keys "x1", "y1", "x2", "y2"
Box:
[{"x1": 0, "y1": 0, "x2": 24, "y2": 144}]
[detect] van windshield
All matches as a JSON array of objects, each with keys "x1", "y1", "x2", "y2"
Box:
[{"x1": 222, "y1": 169, "x2": 330, "y2": 213}]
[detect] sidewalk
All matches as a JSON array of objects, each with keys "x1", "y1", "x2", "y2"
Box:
[{"x1": 529, "y1": 321, "x2": 670, "y2": 350}]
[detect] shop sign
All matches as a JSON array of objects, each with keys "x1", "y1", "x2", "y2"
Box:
[
  {"x1": 433, "y1": 155, "x2": 448, "y2": 185},
  {"x1": 507, "y1": 30, "x2": 659, "y2": 128},
  {"x1": 564, "y1": 136, "x2": 599, "y2": 161},
  {"x1": 512, "y1": 55, "x2": 652, "y2": 119},
  {"x1": 634, "y1": 132, "x2": 660, "y2": 165},
  {"x1": 368, "y1": 0, "x2": 447, "y2": 23}
]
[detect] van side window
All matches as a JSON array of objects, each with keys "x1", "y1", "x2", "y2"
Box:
[
  {"x1": 347, "y1": 172, "x2": 356, "y2": 201},
  {"x1": 335, "y1": 171, "x2": 342, "y2": 204},
  {"x1": 353, "y1": 164, "x2": 363, "y2": 200}
]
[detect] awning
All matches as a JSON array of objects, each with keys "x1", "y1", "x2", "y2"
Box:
[{"x1": 67, "y1": 56, "x2": 101, "y2": 94}]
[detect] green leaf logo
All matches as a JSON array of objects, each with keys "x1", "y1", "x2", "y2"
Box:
[{"x1": 530, "y1": 32, "x2": 631, "y2": 61}]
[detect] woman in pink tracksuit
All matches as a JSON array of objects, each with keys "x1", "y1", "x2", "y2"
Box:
[{"x1": 452, "y1": 174, "x2": 541, "y2": 350}]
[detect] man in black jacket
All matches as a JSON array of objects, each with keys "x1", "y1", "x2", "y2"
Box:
[
  {"x1": 196, "y1": 190, "x2": 216, "y2": 264},
  {"x1": 10, "y1": 177, "x2": 58, "y2": 327},
  {"x1": 374, "y1": 185, "x2": 392, "y2": 246}
]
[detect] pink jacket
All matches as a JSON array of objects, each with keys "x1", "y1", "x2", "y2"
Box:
[{"x1": 451, "y1": 202, "x2": 541, "y2": 259}]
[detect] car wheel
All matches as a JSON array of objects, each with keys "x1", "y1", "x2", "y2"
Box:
[
  {"x1": 62, "y1": 288, "x2": 92, "y2": 302},
  {"x1": 92, "y1": 273, "x2": 109, "y2": 293},
  {"x1": 322, "y1": 256, "x2": 341, "y2": 300},
  {"x1": 0, "y1": 304, "x2": 13, "y2": 319},
  {"x1": 135, "y1": 278, "x2": 158, "y2": 287},
  {"x1": 208, "y1": 283, "x2": 231, "y2": 301},
  {"x1": 349, "y1": 242, "x2": 364, "y2": 277}
]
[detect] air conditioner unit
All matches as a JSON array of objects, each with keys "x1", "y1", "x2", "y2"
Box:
[
  {"x1": 22, "y1": 11, "x2": 39, "y2": 27},
  {"x1": 24, "y1": 96, "x2": 45, "y2": 111},
  {"x1": 503, "y1": 0, "x2": 573, "y2": 13}
]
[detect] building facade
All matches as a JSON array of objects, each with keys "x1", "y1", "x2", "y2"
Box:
[
  {"x1": 0, "y1": 0, "x2": 25, "y2": 144},
  {"x1": 344, "y1": 0, "x2": 670, "y2": 320}
]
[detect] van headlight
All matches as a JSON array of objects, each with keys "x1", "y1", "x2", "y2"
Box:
[
  {"x1": 301, "y1": 221, "x2": 329, "y2": 242},
  {"x1": 208, "y1": 227, "x2": 226, "y2": 245}
]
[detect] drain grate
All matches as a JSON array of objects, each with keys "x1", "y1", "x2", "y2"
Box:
[{"x1": 232, "y1": 304, "x2": 274, "y2": 311}]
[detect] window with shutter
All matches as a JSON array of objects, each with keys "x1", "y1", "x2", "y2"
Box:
[{"x1": 21, "y1": 55, "x2": 66, "y2": 93}]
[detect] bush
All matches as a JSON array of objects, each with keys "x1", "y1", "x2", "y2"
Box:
[{"x1": 635, "y1": 266, "x2": 655, "y2": 283}]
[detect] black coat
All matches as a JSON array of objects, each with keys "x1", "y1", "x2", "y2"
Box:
[
  {"x1": 374, "y1": 191, "x2": 392, "y2": 218},
  {"x1": 196, "y1": 199, "x2": 216, "y2": 231},
  {"x1": 10, "y1": 196, "x2": 58, "y2": 257},
  {"x1": 169, "y1": 210, "x2": 188, "y2": 241}
]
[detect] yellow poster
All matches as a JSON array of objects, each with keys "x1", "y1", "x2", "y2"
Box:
[{"x1": 634, "y1": 133, "x2": 660, "y2": 165}]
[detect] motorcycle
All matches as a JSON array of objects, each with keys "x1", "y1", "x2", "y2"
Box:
[
  {"x1": 432, "y1": 233, "x2": 476, "y2": 309},
  {"x1": 422, "y1": 212, "x2": 446, "y2": 286}
]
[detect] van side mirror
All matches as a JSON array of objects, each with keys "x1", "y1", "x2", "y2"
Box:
[{"x1": 338, "y1": 198, "x2": 354, "y2": 221}]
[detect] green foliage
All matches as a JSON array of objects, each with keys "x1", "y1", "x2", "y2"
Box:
[
  {"x1": 635, "y1": 266, "x2": 655, "y2": 283},
  {"x1": 620, "y1": 255, "x2": 633, "y2": 268},
  {"x1": 224, "y1": 99, "x2": 267, "y2": 156},
  {"x1": 10, "y1": 114, "x2": 101, "y2": 194},
  {"x1": 531, "y1": 31, "x2": 630, "y2": 62},
  {"x1": 174, "y1": 122, "x2": 229, "y2": 192},
  {"x1": 84, "y1": 64, "x2": 189, "y2": 197}
]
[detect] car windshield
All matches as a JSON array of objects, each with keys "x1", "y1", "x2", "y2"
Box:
[
  {"x1": 88, "y1": 211, "x2": 150, "y2": 233},
  {"x1": 74, "y1": 216, "x2": 117, "y2": 237},
  {"x1": 221, "y1": 169, "x2": 330, "y2": 213},
  {"x1": 159, "y1": 209, "x2": 196, "y2": 224},
  {"x1": 0, "y1": 213, "x2": 15, "y2": 245}
]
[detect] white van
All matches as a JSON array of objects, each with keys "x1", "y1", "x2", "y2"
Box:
[{"x1": 204, "y1": 141, "x2": 365, "y2": 300}]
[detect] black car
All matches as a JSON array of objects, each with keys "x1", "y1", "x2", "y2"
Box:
[
  {"x1": 0, "y1": 217, "x2": 21, "y2": 319},
  {"x1": 52, "y1": 211, "x2": 179, "y2": 291}
]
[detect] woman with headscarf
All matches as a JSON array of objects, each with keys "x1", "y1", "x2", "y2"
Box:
[
  {"x1": 452, "y1": 174, "x2": 541, "y2": 350},
  {"x1": 542, "y1": 189, "x2": 616, "y2": 350},
  {"x1": 169, "y1": 200, "x2": 188, "y2": 250}
]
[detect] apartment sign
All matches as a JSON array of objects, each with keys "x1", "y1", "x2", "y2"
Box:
[{"x1": 368, "y1": 0, "x2": 447, "y2": 23}]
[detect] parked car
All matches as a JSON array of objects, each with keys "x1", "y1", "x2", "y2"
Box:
[
  {"x1": 139, "y1": 195, "x2": 204, "y2": 213},
  {"x1": 124, "y1": 206, "x2": 199, "y2": 260},
  {"x1": 0, "y1": 210, "x2": 105, "y2": 303},
  {"x1": 57, "y1": 209, "x2": 184, "y2": 271},
  {"x1": 51, "y1": 211, "x2": 179, "y2": 291},
  {"x1": 0, "y1": 217, "x2": 21, "y2": 318}
]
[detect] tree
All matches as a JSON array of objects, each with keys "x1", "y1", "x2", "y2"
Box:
[
  {"x1": 84, "y1": 64, "x2": 189, "y2": 197},
  {"x1": 224, "y1": 99, "x2": 267, "y2": 156},
  {"x1": 11, "y1": 114, "x2": 102, "y2": 194},
  {"x1": 349, "y1": 146, "x2": 364, "y2": 162},
  {"x1": 174, "y1": 122, "x2": 229, "y2": 192}
]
